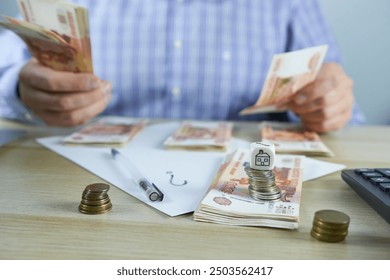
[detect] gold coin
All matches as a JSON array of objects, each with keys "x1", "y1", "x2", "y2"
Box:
[
  {"x1": 310, "y1": 229, "x2": 347, "y2": 243},
  {"x1": 313, "y1": 219, "x2": 349, "y2": 230},
  {"x1": 78, "y1": 202, "x2": 112, "y2": 214},
  {"x1": 78, "y1": 206, "x2": 112, "y2": 215},
  {"x1": 80, "y1": 197, "x2": 111, "y2": 206},
  {"x1": 314, "y1": 210, "x2": 350, "y2": 226},
  {"x1": 82, "y1": 193, "x2": 109, "y2": 201},
  {"x1": 311, "y1": 225, "x2": 348, "y2": 236},
  {"x1": 84, "y1": 183, "x2": 110, "y2": 193}
]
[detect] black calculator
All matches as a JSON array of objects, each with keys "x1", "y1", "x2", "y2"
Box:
[{"x1": 341, "y1": 168, "x2": 390, "y2": 224}]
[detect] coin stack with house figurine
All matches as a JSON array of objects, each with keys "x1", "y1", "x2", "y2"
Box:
[{"x1": 244, "y1": 142, "x2": 281, "y2": 201}]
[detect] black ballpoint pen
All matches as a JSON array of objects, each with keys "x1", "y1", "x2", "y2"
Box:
[{"x1": 111, "y1": 148, "x2": 164, "y2": 202}]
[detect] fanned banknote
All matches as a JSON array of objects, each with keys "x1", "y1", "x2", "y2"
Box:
[
  {"x1": 163, "y1": 121, "x2": 233, "y2": 151},
  {"x1": 0, "y1": 0, "x2": 93, "y2": 73},
  {"x1": 194, "y1": 148, "x2": 303, "y2": 229},
  {"x1": 63, "y1": 117, "x2": 147, "y2": 146},
  {"x1": 240, "y1": 45, "x2": 328, "y2": 115},
  {"x1": 259, "y1": 122, "x2": 334, "y2": 157}
]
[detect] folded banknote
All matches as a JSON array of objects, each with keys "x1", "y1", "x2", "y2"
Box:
[{"x1": 240, "y1": 45, "x2": 328, "y2": 115}]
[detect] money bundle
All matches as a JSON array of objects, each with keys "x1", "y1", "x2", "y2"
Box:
[
  {"x1": 63, "y1": 116, "x2": 147, "y2": 146},
  {"x1": 259, "y1": 122, "x2": 334, "y2": 157},
  {"x1": 193, "y1": 148, "x2": 304, "y2": 229},
  {"x1": 244, "y1": 167, "x2": 281, "y2": 201},
  {"x1": 311, "y1": 210, "x2": 350, "y2": 242},
  {"x1": 0, "y1": 0, "x2": 93, "y2": 73},
  {"x1": 245, "y1": 142, "x2": 281, "y2": 201},
  {"x1": 79, "y1": 183, "x2": 112, "y2": 214},
  {"x1": 163, "y1": 121, "x2": 233, "y2": 151}
]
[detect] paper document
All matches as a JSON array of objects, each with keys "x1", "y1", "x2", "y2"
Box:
[{"x1": 37, "y1": 122, "x2": 345, "y2": 216}]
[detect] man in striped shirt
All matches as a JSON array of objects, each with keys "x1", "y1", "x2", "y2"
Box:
[{"x1": 0, "y1": 0, "x2": 364, "y2": 132}]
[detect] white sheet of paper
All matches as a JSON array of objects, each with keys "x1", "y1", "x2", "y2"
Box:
[
  {"x1": 36, "y1": 122, "x2": 345, "y2": 216},
  {"x1": 302, "y1": 157, "x2": 345, "y2": 181}
]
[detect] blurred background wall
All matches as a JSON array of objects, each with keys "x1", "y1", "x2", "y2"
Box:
[
  {"x1": 1, "y1": 0, "x2": 389, "y2": 124},
  {"x1": 320, "y1": 0, "x2": 390, "y2": 125}
]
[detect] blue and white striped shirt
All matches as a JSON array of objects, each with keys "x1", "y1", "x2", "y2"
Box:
[{"x1": 0, "y1": 0, "x2": 364, "y2": 124}]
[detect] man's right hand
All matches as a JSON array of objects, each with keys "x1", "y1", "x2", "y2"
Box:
[{"x1": 18, "y1": 58, "x2": 112, "y2": 127}]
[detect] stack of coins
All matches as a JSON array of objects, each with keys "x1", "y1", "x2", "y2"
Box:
[
  {"x1": 78, "y1": 183, "x2": 112, "y2": 214},
  {"x1": 244, "y1": 166, "x2": 281, "y2": 201},
  {"x1": 311, "y1": 210, "x2": 350, "y2": 242}
]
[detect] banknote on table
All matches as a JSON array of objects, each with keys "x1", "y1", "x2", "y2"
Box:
[
  {"x1": 0, "y1": 0, "x2": 92, "y2": 73},
  {"x1": 193, "y1": 148, "x2": 303, "y2": 229},
  {"x1": 240, "y1": 45, "x2": 328, "y2": 115},
  {"x1": 63, "y1": 116, "x2": 147, "y2": 146},
  {"x1": 163, "y1": 121, "x2": 233, "y2": 151},
  {"x1": 260, "y1": 121, "x2": 334, "y2": 157}
]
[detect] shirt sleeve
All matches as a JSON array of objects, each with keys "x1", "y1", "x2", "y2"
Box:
[
  {"x1": 0, "y1": 29, "x2": 43, "y2": 124},
  {"x1": 285, "y1": 0, "x2": 365, "y2": 125}
]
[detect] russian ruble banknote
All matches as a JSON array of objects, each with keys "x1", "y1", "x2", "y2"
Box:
[
  {"x1": 63, "y1": 116, "x2": 147, "y2": 146},
  {"x1": 0, "y1": 0, "x2": 93, "y2": 73},
  {"x1": 240, "y1": 45, "x2": 328, "y2": 115},
  {"x1": 260, "y1": 121, "x2": 334, "y2": 157},
  {"x1": 163, "y1": 121, "x2": 233, "y2": 151}
]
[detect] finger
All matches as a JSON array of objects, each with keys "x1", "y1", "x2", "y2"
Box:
[
  {"x1": 36, "y1": 94, "x2": 111, "y2": 127},
  {"x1": 292, "y1": 78, "x2": 335, "y2": 105},
  {"x1": 301, "y1": 92, "x2": 353, "y2": 122},
  {"x1": 289, "y1": 88, "x2": 345, "y2": 115},
  {"x1": 19, "y1": 59, "x2": 100, "y2": 92},
  {"x1": 21, "y1": 81, "x2": 112, "y2": 112},
  {"x1": 302, "y1": 108, "x2": 352, "y2": 133}
]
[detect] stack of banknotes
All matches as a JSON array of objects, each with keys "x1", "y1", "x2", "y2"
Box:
[
  {"x1": 260, "y1": 121, "x2": 334, "y2": 157},
  {"x1": 163, "y1": 121, "x2": 233, "y2": 151},
  {"x1": 63, "y1": 116, "x2": 147, "y2": 146},
  {"x1": 0, "y1": 0, "x2": 93, "y2": 73},
  {"x1": 194, "y1": 148, "x2": 304, "y2": 229}
]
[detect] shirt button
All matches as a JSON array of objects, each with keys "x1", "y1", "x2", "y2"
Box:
[
  {"x1": 173, "y1": 39, "x2": 182, "y2": 49},
  {"x1": 222, "y1": 50, "x2": 231, "y2": 61},
  {"x1": 171, "y1": 87, "x2": 181, "y2": 97}
]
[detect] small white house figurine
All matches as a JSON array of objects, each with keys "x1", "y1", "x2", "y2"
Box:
[{"x1": 250, "y1": 142, "x2": 275, "y2": 171}]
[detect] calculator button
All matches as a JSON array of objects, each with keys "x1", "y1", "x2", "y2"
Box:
[
  {"x1": 369, "y1": 177, "x2": 390, "y2": 185},
  {"x1": 379, "y1": 183, "x2": 390, "y2": 193},
  {"x1": 361, "y1": 172, "x2": 382, "y2": 179},
  {"x1": 375, "y1": 169, "x2": 390, "y2": 178},
  {"x1": 355, "y1": 168, "x2": 374, "y2": 175}
]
